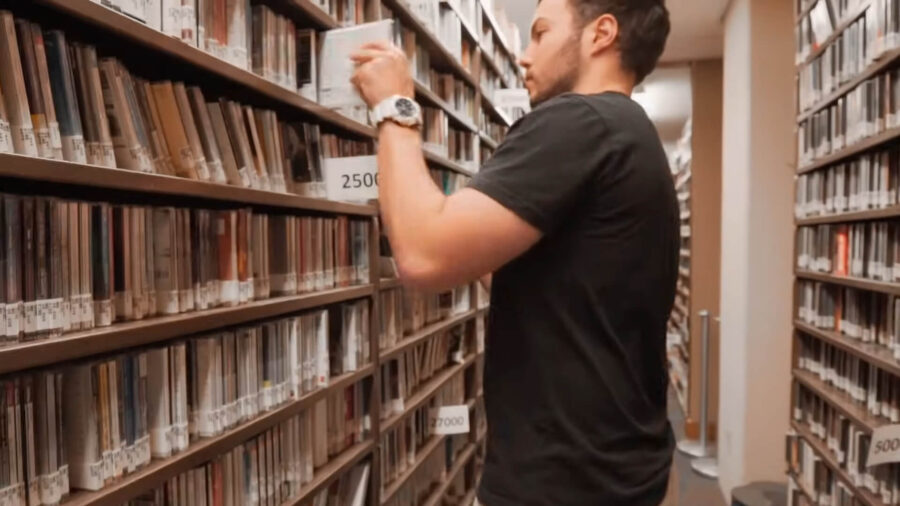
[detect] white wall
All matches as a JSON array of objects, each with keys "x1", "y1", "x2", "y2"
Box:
[{"x1": 718, "y1": 0, "x2": 794, "y2": 497}]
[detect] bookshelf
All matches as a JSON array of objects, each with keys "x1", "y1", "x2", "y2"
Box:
[
  {"x1": 667, "y1": 120, "x2": 692, "y2": 416},
  {"x1": 790, "y1": 0, "x2": 900, "y2": 503},
  {"x1": 0, "y1": 0, "x2": 517, "y2": 504}
]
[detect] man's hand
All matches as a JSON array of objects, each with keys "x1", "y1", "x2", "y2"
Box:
[{"x1": 350, "y1": 41, "x2": 415, "y2": 107}]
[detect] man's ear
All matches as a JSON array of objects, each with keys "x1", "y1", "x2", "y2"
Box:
[{"x1": 589, "y1": 13, "x2": 619, "y2": 55}]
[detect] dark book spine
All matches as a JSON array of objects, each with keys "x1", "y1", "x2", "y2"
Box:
[
  {"x1": 4, "y1": 195, "x2": 22, "y2": 341},
  {"x1": 92, "y1": 203, "x2": 111, "y2": 326}
]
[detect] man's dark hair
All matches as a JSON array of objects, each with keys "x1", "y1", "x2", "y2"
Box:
[{"x1": 570, "y1": 0, "x2": 671, "y2": 83}]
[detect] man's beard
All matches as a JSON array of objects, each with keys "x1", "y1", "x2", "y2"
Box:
[{"x1": 530, "y1": 39, "x2": 581, "y2": 107}]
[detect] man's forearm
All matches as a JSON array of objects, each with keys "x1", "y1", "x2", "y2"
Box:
[{"x1": 377, "y1": 122, "x2": 449, "y2": 282}]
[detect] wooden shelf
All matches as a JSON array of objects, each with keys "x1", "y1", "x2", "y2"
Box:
[
  {"x1": 380, "y1": 435, "x2": 446, "y2": 504},
  {"x1": 798, "y1": 125, "x2": 900, "y2": 174},
  {"x1": 381, "y1": 354, "x2": 477, "y2": 434},
  {"x1": 381, "y1": 310, "x2": 479, "y2": 362},
  {"x1": 282, "y1": 0, "x2": 341, "y2": 28},
  {"x1": 480, "y1": 87, "x2": 513, "y2": 127},
  {"x1": 422, "y1": 444, "x2": 477, "y2": 506},
  {"x1": 787, "y1": 472, "x2": 816, "y2": 503},
  {"x1": 794, "y1": 320, "x2": 900, "y2": 377},
  {"x1": 282, "y1": 439, "x2": 376, "y2": 506},
  {"x1": 0, "y1": 153, "x2": 376, "y2": 216},
  {"x1": 795, "y1": 206, "x2": 900, "y2": 225},
  {"x1": 797, "y1": 2, "x2": 870, "y2": 69},
  {"x1": 382, "y1": 0, "x2": 478, "y2": 88},
  {"x1": 35, "y1": 0, "x2": 377, "y2": 139},
  {"x1": 479, "y1": 131, "x2": 499, "y2": 150},
  {"x1": 0, "y1": 284, "x2": 374, "y2": 375},
  {"x1": 680, "y1": 249, "x2": 691, "y2": 259},
  {"x1": 425, "y1": 150, "x2": 478, "y2": 178},
  {"x1": 415, "y1": 81, "x2": 479, "y2": 133},
  {"x1": 792, "y1": 369, "x2": 884, "y2": 432},
  {"x1": 63, "y1": 367, "x2": 374, "y2": 506},
  {"x1": 792, "y1": 421, "x2": 884, "y2": 506},
  {"x1": 795, "y1": 270, "x2": 900, "y2": 296},
  {"x1": 795, "y1": 1, "x2": 817, "y2": 23},
  {"x1": 797, "y1": 47, "x2": 900, "y2": 124}
]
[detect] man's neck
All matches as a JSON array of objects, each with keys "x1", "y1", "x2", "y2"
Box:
[{"x1": 571, "y1": 67, "x2": 635, "y2": 97}]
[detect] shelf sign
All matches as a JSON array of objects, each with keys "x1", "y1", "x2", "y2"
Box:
[
  {"x1": 867, "y1": 424, "x2": 900, "y2": 466},
  {"x1": 323, "y1": 155, "x2": 379, "y2": 202},
  {"x1": 429, "y1": 405, "x2": 470, "y2": 435}
]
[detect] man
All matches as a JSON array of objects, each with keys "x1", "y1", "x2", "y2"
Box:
[{"x1": 352, "y1": 0, "x2": 676, "y2": 504}]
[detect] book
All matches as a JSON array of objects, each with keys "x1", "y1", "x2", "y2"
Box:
[
  {"x1": 0, "y1": 11, "x2": 37, "y2": 156},
  {"x1": 99, "y1": 59, "x2": 153, "y2": 173},
  {"x1": 187, "y1": 86, "x2": 227, "y2": 183},
  {"x1": 43, "y1": 30, "x2": 86, "y2": 163},
  {"x1": 71, "y1": 43, "x2": 116, "y2": 167},
  {"x1": 151, "y1": 81, "x2": 199, "y2": 179},
  {"x1": 29, "y1": 23, "x2": 63, "y2": 160},
  {"x1": 318, "y1": 20, "x2": 394, "y2": 124}
]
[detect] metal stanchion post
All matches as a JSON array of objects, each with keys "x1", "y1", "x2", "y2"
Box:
[
  {"x1": 676, "y1": 310, "x2": 712, "y2": 458},
  {"x1": 691, "y1": 314, "x2": 719, "y2": 479}
]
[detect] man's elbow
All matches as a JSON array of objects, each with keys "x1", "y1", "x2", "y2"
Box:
[{"x1": 395, "y1": 254, "x2": 454, "y2": 293}]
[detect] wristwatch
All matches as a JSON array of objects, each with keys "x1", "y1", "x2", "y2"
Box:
[{"x1": 372, "y1": 95, "x2": 422, "y2": 128}]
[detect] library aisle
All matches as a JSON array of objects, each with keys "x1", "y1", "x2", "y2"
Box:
[{"x1": 1, "y1": 0, "x2": 881, "y2": 504}]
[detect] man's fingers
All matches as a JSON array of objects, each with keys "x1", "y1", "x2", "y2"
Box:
[
  {"x1": 350, "y1": 49, "x2": 390, "y2": 63},
  {"x1": 359, "y1": 40, "x2": 393, "y2": 51}
]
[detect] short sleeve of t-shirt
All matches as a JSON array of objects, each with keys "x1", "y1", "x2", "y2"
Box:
[{"x1": 468, "y1": 93, "x2": 610, "y2": 234}]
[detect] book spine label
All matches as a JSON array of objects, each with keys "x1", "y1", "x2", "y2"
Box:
[
  {"x1": 163, "y1": 0, "x2": 182, "y2": 38},
  {"x1": 0, "y1": 120, "x2": 11, "y2": 153},
  {"x1": 182, "y1": 3, "x2": 197, "y2": 45},
  {"x1": 95, "y1": 299, "x2": 112, "y2": 327},
  {"x1": 62, "y1": 134, "x2": 86, "y2": 164},
  {"x1": 11, "y1": 123, "x2": 38, "y2": 157}
]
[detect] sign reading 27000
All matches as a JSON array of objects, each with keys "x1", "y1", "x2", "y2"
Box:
[
  {"x1": 429, "y1": 405, "x2": 470, "y2": 435},
  {"x1": 324, "y1": 156, "x2": 379, "y2": 202}
]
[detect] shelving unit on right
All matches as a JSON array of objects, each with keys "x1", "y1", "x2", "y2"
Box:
[{"x1": 788, "y1": 1, "x2": 900, "y2": 504}]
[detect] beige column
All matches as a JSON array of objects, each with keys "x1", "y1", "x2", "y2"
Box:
[{"x1": 717, "y1": 0, "x2": 794, "y2": 496}]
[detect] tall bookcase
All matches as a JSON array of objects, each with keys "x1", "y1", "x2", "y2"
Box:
[
  {"x1": 788, "y1": 0, "x2": 900, "y2": 504},
  {"x1": 668, "y1": 119, "x2": 692, "y2": 416},
  {"x1": 0, "y1": 0, "x2": 523, "y2": 505}
]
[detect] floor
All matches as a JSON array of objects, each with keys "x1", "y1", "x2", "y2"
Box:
[{"x1": 668, "y1": 389, "x2": 727, "y2": 506}]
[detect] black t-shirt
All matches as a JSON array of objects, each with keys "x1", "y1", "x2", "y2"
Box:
[{"x1": 469, "y1": 92, "x2": 678, "y2": 506}]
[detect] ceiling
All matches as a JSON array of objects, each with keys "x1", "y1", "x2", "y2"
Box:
[{"x1": 500, "y1": 0, "x2": 728, "y2": 63}]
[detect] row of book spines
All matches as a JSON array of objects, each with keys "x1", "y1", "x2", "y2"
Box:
[
  {"x1": 379, "y1": 434, "x2": 471, "y2": 506},
  {"x1": 0, "y1": 368, "x2": 370, "y2": 501},
  {"x1": 379, "y1": 331, "x2": 460, "y2": 416},
  {"x1": 786, "y1": 432, "x2": 865, "y2": 506},
  {"x1": 798, "y1": 78, "x2": 891, "y2": 161},
  {"x1": 0, "y1": 13, "x2": 374, "y2": 195},
  {"x1": 796, "y1": 222, "x2": 899, "y2": 280},
  {"x1": 377, "y1": 287, "x2": 474, "y2": 352},
  {"x1": 790, "y1": 389, "x2": 900, "y2": 502},
  {"x1": 0, "y1": 197, "x2": 371, "y2": 343},
  {"x1": 124, "y1": 388, "x2": 371, "y2": 506},
  {"x1": 0, "y1": 304, "x2": 368, "y2": 480},
  {"x1": 794, "y1": 150, "x2": 900, "y2": 217},
  {"x1": 796, "y1": 339, "x2": 900, "y2": 422}
]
